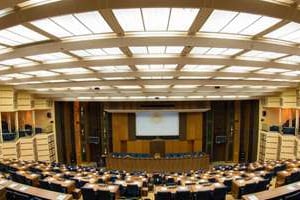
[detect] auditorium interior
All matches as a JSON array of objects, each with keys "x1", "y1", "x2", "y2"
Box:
[{"x1": 2, "y1": 0, "x2": 300, "y2": 199}]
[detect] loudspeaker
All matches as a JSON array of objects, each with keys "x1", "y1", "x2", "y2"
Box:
[{"x1": 47, "y1": 112, "x2": 52, "y2": 118}]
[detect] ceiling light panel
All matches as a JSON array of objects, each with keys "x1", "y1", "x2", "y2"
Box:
[
  {"x1": 136, "y1": 64, "x2": 176, "y2": 71},
  {"x1": 30, "y1": 11, "x2": 112, "y2": 38},
  {"x1": 116, "y1": 85, "x2": 141, "y2": 89},
  {"x1": 278, "y1": 55, "x2": 300, "y2": 64},
  {"x1": 173, "y1": 85, "x2": 199, "y2": 88},
  {"x1": 0, "y1": 25, "x2": 48, "y2": 46},
  {"x1": 256, "y1": 68, "x2": 290, "y2": 74},
  {"x1": 142, "y1": 8, "x2": 170, "y2": 31},
  {"x1": 168, "y1": 8, "x2": 199, "y2": 31},
  {"x1": 71, "y1": 48, "x2": 124, "y2": 57},
  {"x1": 182, "y1": 65, "x2": 224, "y2": 72},
  {"x1": 178, "y1": 76, "x2": 211, "y2": 79},
  {"x1": 18, "y1": 0, "x2": 62, "y2": 8},
  {"x1": 140, "y1": 76, "x2": 173, "y2": 79},
  {"x1": 3, "y1": 73, "x2": 32, "y2": 79},
  {"x1": 190, "y1": 47, "x2": 243, "y2": 56},
  {"x1": 281, "y1": 71, "x2": 300, "y2": 76},
  {"x1": 51, "y1": 67, "x2": 91, "y2": 74},
  {"x1": 103, "y1": 77, "x2": 135, "y2": 80},
  {"x1": 144, "y1": 85, "x2": 170, "y2": 89},
  {"x1": 113, "y1": 9, "x2": 144, "y2": 31},
  {"x1": 23, "y1": 70, "x2": 58, "y2": 77},
  {"x1": 200, "y1": 10, "x2": 280, "y2": 36},
  {"x1": 265, "y1": 22, "x2": 300, "y2": 43},
  {"x1": 241, "y1": 50, "x2": 287, "y2": 59},
  {"x1": 0, "y1": 58, "x2": 35, "y2": 67},
  {"x1": 27, "y1": 52, "x2": 71, "y2": 62},
  {"x1": 221, "y1": 66, "x2": 261, "y2": 73},
  {"x1": 114, "y1": 8, "x2": 198, "y2": 32},
  {"x1": 90, "y1": 65, "x2": 131, "y2": 72}
]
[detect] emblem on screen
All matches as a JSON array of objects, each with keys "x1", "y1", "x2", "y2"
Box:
[{"x1": 150, "y1": 112, "x2": 163, "y2": 123}]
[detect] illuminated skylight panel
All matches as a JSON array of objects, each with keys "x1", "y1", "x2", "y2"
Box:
[
  {"x1": 148, "y1": 46, "x2": 166, "y2": 54},
  {"x1": 178, "y1": 76, "x2": 211, "y2": 79},
  {"x1": 144, "y1": 85, "x2": 170, "y2": 89},
  {"x1": 0, "y1": 25, "x2": 48, "y2": 46},
  {"x1": 51, "y1": 67, "x2": 91, "y2": 74},
  {"x1": 116, "y1": 85, "x2": 141, "y2": 89},
  {"x1": 129, "y1": 46, "x2": 148, "y2": 54},
  {"x1": 31, "y1": 18, "x2": 72, "y2": 37},
  {"x1": 0, "y1": 8, "x2": 13, "y2": 18},
  {"x1": 102, "y1": 48, "x2": 123, "y2": 55},
  {"x1": 113, "y1": 9, "x2": 144, "y2": 31},
  {"x1": 23, "y1": 70, "x2": 58, "y2": 77},
  {"x1": 173, "y1": 85, "x2": 199, "y2": 88},
  {"x1": 74, "y1": 12, "x2": 112, "y2": 34},
  {"x1": 168, "y1": 8, "x2": 199, "y2": 31},
  {"x1": 140, "y1": 76, "x2": 173, "y2": 79},
  {"x1": 90, "y1": 65, "x2": 131, "y2": 72},
  {"x1": 165, "y1": 46, "x2": 184, "y2": 54},
  {"x1": 71, "y1": 48, "x2": 123, "y2": 57},
  {"x1": 71, "y1": 78, "x2": 100, "y2": 82},
  {"x1": 0, "y1": 58, "x2": 34, "y2": 66},
  {"x1": 201, "y1": 10, "x2": 280, "y2": 35},
  {"x1": 191, "y1": 47, "x2": 242, "y2": 56},
  {"x1": 281, "y1": 71, "x2": 300, "y2": 76},
  {"x1": 142, "y1": 8, "x2": 170, "y2": 31},
  {"x1": 182, "y1": 65, "x2": 223, "y2": 72},
  {"x1": 27, "y1": 52, "x2": 71, "y2": 61},
  {"x1": 265, "y1": 22, "x2": 300, "y2": 42},
  {"x1": 278, "y1": 55, "x2": 300, "y2": 64},
  {"x1": 214, "y1": 77, "x2": 243, "y2": 80},
  {"x1": 241, "y1": 50, "x2": 287, "y2": 59},
  {"x1": 31, "y1": 11, "x2": 111, "y2": 38},
  {"x1": 4, "y1": 73, "x2": 32, "y2": 79},
  {"x1": 221, "y1": 66, "x2": 261, "y2": 73},
  {"x1": 201, "y1": 10, "x2": 238, "y2": 32},
  {"x1": 136, "y1": 64, "x2": 176, "y2": 71},
  {"x1": 103, "y1": 77, "x2": 135, "y2": 80},
  {"x1": 256, "y1": 68, "x2": 290, "y2": 74}
]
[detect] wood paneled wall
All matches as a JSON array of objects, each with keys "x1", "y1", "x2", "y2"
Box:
[{"x1": 111, "y1": 112, "x2": 203, "y2": 154}]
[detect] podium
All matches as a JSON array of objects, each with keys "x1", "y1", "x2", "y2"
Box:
[{"x1": 150, "y1": 140, "x2": 165, "y2": 156}]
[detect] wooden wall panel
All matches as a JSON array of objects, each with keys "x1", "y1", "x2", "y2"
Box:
[
  {"x1": 193, "y1": 140, "x2": 202, "y2": 152},
  {"x1": 127, "y1": 141, "x2": 150, "y2": 153},
  {"x1": 165, "y1": 140, "x2": 193, "y2": 153},
  {"x1": 186, "y1": 113, "x2": 203, "y2": 150},
  {"x1": 112, "y1": 113, "x2": 129, "y2": 152},
  {"x1": 233, "y1": 101, "x2": 240, "y2": 163},
  {"x1": 74, "y1": 101, "x2": 82, "y2": 164}
]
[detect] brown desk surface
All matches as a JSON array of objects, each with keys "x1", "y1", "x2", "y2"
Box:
[
  {"x1": 0, "y1": 179, "x2": 72, "y2": 200},
  {"x1": 154, "y1": 183, "x2": 226, "y2": 194},
  {"x1": 82, "y1": 183, "x2": 119, "y2": 193},
  {"x1": 243, "y1": 181, "x2": 300, "y2": 200},
  {"x1": 43, "y1": 177, "x2": 75, "y2": 194}
]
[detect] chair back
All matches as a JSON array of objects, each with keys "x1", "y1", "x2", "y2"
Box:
[
  {"x1": 81, "y1": 187, "x2": 97, "y2": 200},
  {"x1": 155, "y1": 191, "x2": 172, "y2": 200}
]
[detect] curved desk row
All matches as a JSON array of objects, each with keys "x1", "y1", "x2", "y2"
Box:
[
  {"x1": 243, "y1": 181, "x2": 300, "y2": 200},
  {"x1": 106, "y1": 155, "x2": 210, "y2": 172}
]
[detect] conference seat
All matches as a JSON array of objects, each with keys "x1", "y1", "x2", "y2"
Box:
[
  {"x1": 256, "y1": 179, "x2": 269, "y2": 192},
  {"x1": 82, "y1": 187, "x2": 98, "y2": 200},
  {"x1": 284, "y1": 192, "x2": 300, "y2": 200},
  {"x1": 175, "y1": 190, "x2": 191, "y2": 200},
  {"x1": 96, "y1": 190, "x2": 112, "y2": 200},
  {"x1": 155, "y1": 191, "x2": 172, "y2": 200},
  {"x1": 212, "y1": 186, "x2": 227, "y2": 200},
  {"x1": 125, "y1": 184, "x2": 140, "y2": 198},
  {"x1": 193, "y1": 190, "x2": 211, "y2": 200},
  {"x1": 39, "y1": 179, "x2": 50, "y2": 190},
  {"x1": 49, "y1": 182, "x2": 66, "y2": 193}
]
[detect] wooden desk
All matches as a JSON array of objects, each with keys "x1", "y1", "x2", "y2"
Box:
[
  {"x1": 82, "y1": 183, "x2": 119, "y2": 199},
  {"x1": 106, "y1": 155, "x2": 209, "y2": 172},
  {"x1": 232, "y1": 177, "x2": 264, "y2": 199},
  {"x1": 243, "y1": 181, "x2": 300, "y2": 200},
  {"x1": 155, "y1": 183, "x2": 226, "y2": 194},
  {"x1": 0, "y1": 179, "x2": 72, "y2": 200},
  {"x1": 44, "y1": 177, "x2": 76, "y2": 194}
]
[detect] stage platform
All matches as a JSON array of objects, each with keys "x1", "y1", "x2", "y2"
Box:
[{"x1": 106, "y1": 154, "x2": 209, "y2": 172}]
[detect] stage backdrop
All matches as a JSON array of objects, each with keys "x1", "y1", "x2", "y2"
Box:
[{"x1": 111, "y1": 112, "x2": 203, "y2": 154}]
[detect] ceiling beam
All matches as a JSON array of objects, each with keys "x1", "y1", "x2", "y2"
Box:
[
  {"x1": 14, "y1": 79, "x2": 296, "y2": 89},
  {"x1": 0, "y1": 56, "x2": 298, "y2": 75},
  {"x1": 1, "y1": 0, "x2": 300, "y2": 30},
  {"x1": 1, "y1": 34, "x2": 300, "y2": 61},
  {"x1": 3, "y1": 71, "x2": 300, "y2": 84}
]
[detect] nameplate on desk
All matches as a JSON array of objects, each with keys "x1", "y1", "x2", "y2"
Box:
[
  {"x1": 0, "y1": 180, "x2": 7, "y2": 185},
  {"x1": 19, "y1": 185, "x2": 29, "y2": 191},
  {"x1": 287, "y1": 185, "x2": 296, "y2": 191},
  {"x1": 57, "y1": 194, "x2": 66, "y2": 200},
  {"x1": 247, "y1": 195, "x2": 258, "y2": 200},
  {"x1": 10, "y1": 183, "x2": 18, "y2": 188}
]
